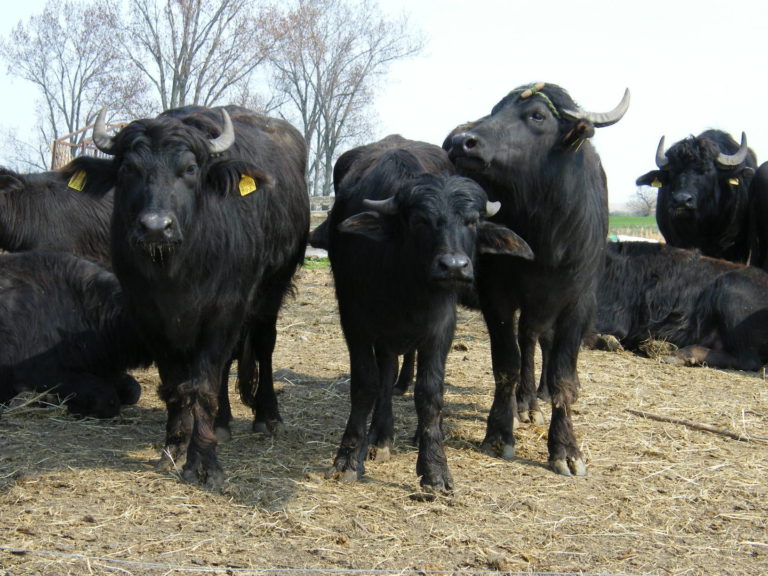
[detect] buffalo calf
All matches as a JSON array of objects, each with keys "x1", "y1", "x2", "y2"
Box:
[{"x1": 326, "y1": 136, "x2": 532, "y2": 491}]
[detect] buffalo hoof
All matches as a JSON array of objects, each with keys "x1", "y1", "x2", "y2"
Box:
[
  {"x1": 182, "y1": 464, "x2": 225, "y2": 491},
  {"x1": 367, "y1": 444, "x2": 391, "y2": 462},
  {"x1": 481, "y1": 439, "x2": 515, "y2": 461},
  {"x1": 252, "y1": 418, "x2": 285, "y2": 436},
  {"x1": 325, "y1": 466, "x2": 359, "y2": 483},
  {"x1": 392, "y1": 385, "x2": 409, "y2": 397},
  {"x1": 550, "y1": 457, "x2": 587, "y2": 477},
  {"x1": 419, "y1": 470, "x2": 454, "y2": 493},
  {"x1": 158, "y1": 445, "x2": 187, "y2": 472},
  {"x1": 517, "y1": 409, "x2": 545, "y2": 426},
  {"x1": 215, "y1": 426, "x2": 232, "y2": 443}
]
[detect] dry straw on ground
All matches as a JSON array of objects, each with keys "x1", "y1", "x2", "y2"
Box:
[{"x1": 1, "y1": 266, "x2": 766, "y2": 575}]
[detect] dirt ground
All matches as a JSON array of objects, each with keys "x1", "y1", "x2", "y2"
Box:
[{"x1": 1, "y1": 263, "x2": 767, "y2": 576}]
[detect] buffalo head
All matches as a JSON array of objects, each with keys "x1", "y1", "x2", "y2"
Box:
[
  {"x1": 337, "y1": 173, "x2": 533, "y2": 286},
  {"x1": 636, "y1": 130, "x2": 756, "y2": 260},
  {"x1": 443, "y1": 82, "x2": 630, "y2": 191},
  {"x1": 92, "y1": 108, "x2": 237, "y2": 263}
]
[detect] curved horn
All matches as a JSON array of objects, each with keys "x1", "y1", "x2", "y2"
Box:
[
  {"x1": 716, "y1": 132, "x2": 749, "y2": 168},
  {"x1": 362, "y1": 196, "x2": 398, "y2": 215},
  {"x1": 562, "y1": 88, "x2": 631, "y2": 128},
  {"x1": 486, "y1": 201, "x2": 501, "y2": 217},
  {"x1": 92, "y1": 109, "x2": 116, "y2": 154},
  {"x1": 655, "y1": 136, "x2": 669, "y2": 169},
  {"x1": 208, "y1": 109, "x2": 235, "y2": 155}
]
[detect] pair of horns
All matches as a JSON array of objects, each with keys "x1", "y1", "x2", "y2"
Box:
[
  {"x1": 91, "y1": 109, "x2": 235, "y2": 155},
  {"x1": 655, "y1": 132, "x2": 749, "y2": 169},
  {"x1": 363, "y1": 198, "x2": 501, "y2": 217}
]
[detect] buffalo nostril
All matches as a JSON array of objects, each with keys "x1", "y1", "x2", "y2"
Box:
[
  {"x1": 140, "y1": 213, "x2": 174, "y2": 233},
  {"x1": 439, "y1": 255, "x2": 470, "y2": 271}
]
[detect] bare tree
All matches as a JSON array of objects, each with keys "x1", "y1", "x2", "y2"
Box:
[
  {"x1": 0, "y1": 0, "x2": 147, "y2": 168},
  {"x1": 124, "y1": 0, "x2": 280, "y2": 111},
  {"x1": 269, "y1": 0, "x2": 422, "y2": 196},
  {"x1": 628, "y1": 186, "x2": 658, "y2": 217}
]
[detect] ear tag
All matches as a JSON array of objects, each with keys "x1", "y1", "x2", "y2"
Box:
[
  {"x1": 68, "y1": 170, "x2": 87, "y2": 191},
  {"x1": 239, "y1": 174, "x2": 258, "y2": 196},
  {"x1": 728, "y1": 177, "x2": 740, "y2": 186},
  {"x1": 651, "y1": 178, "x2": 662, "y2": 188}
]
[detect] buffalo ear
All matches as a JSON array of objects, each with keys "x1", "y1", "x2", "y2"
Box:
[
  {"x1": 636, "y1": 170, "x2": 661, "y2": 187},
  {"x1": 337, "y1": 211, "x2": 388, "y2": 242},
  {"x1": 478, "y1": 221, "x2": 534, "y2": 260},
  {"x1": 562, "y1": 120, "x2": 595, "y2": 148},
  {"x1": 0, "y1": 172, "x2": 23, "y2": 194}
]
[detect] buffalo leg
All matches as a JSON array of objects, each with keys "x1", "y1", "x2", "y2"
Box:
[
  {"x1": 157, "y1": 362, "x2": 193, "y2": 471},
  {"x1": 367, "y1": 350, "x2": 398, "y2": 461},
  {"x1": 328, "y1": 340, "x2": 378, "y2": 482},
  {"x1": 214, "y1": 360, "x2": 234, "y2": 442},
  {"x1": 249, "y1": 316, "x2": 283, "y2": 435},
  {"x1": 392, "y1": 350, "x2": 416, "y2": 396},
  {"x1": 480, "y1": 305, "x2": 520, "y2": 460},
  {"x1": 546, "y1": 311, "x2": 587, "y2": 476},
  {"x1": 517, "y1": 314, "x2": 544, "y2": 425},
  {"x1": 414, "y1": 336, "x2": 454, "y2": 491}
]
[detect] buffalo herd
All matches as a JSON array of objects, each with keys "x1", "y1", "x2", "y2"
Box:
[{"x1": 1, "y1": 81, "x2": 767, "y2": 491}]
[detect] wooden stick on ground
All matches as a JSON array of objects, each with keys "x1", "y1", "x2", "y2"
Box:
[{"x1": 626, "y1": 409, "x2": 768, "y2": 444}]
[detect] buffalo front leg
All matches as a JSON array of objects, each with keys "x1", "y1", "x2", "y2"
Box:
[
  {"x1": 546, "y1": 313, "x2": 587, "y2": 476},
  {"x1": 328, "y1": 341, "x2": 378, "y2": 482},
  {"x1": 179, "y1": 375, "x2": 225, "y2": 490},
  {"x1": 414, "y1": 339, "x2": 454, "y2": 492}
]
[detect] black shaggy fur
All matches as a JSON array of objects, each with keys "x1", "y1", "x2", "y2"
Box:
[
  {"x1": 325, "y1": 135, "x2": 531, "y2": 491},
  {"x1": 80, "y1": 105, "x2": 309, "y2": 488},
  {"x1": 444, "y1": 82, "x2": 623, "y2": 476},
  {"x1": 637, "y1": 129, "x2": 757, "y2": 263},
  {"x1": 0, "y1": 161, "x2": 115, "y2": 266},
  {"x1": 594, "y1": 241, "x2": 768, "y2": 370},
  {"x1": 0, "y1": 251, "x2": 151, "y2": 418}
]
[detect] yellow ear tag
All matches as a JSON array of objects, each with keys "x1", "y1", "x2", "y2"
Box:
[
  {"x1": 68, "y1": 170, "x2": 87, "y2": 191},
  {"x1": 651, "y1": 178, "x2": 662, "y2": 188},
  {"x1": 239, "y1": 174, "x2": 258, "y2": 196},
  {"x1": 729, "y1": 177, "x2": 740, "y2": 186}
]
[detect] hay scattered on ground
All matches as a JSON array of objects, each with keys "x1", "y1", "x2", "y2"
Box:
[{"x1": 1, "y1": 266, "x2": 766, "y2": 575}]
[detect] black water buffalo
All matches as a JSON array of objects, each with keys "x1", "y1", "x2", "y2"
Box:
[
  {"x1": 748, "y1": 161, "x2": 768, "y2": 271},
  {"x1": 325, "y1": 135, "x2": 532, "y2": 491},
  {"x1": 0, "y1": 161, "x2": 114, "y2": 266},
  {"x1": 636, "y1": 130, "x2": 757, "y2": 263},
  {"x1": 87, "y1": 105, "x2": 309, "y2": 488},
  {"x1": 0, "y1": 251, "x2": 151, "y2": 418},
  {"x1": 594, "y1": 241, "x2": 768, "y2": 370},
  {"x1": 444, "y1": 82, "x2": 630, "y2": 476}
]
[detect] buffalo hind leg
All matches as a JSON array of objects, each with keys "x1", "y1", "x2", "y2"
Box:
[
  {"x1": 481, "y1": 305, "x2": 520, "y2": 460},
  {"x1": 367, "y1": 350, "x2": 398, "y2": 462},
  {"x1": 392, "y1": 350, "x2": 416, "y2": 396},
  {"x1": 517, "y1": 315, "x2": 544, "y2": 425}
]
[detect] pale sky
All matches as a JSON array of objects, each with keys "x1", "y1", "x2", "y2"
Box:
[{"x1": 2, "y1": 0, "x2": 767, "y2": 208}]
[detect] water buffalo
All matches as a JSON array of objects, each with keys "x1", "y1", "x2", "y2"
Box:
[
  {"x1": 86, "y1": 105, "x2": 309, "y2": 488},
  {"x1": 594, "y1": 241, "x2": 768, "y2": 371},
  {"x1": 444, "y1": 82, "x2": 629, "y2": 476},
  {"x1": 636, "y1": 129, "x2": 757, "y2": 263},
  {"x1": 325, "y1": 135, "x2": 532, "y2": 491},
  {"x1": 0, "y1": 251, "x2": 151, "y2": 418}
]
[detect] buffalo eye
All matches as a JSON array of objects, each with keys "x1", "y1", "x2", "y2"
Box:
[
  {"x1": 528, "y1": 110, "x2": 545, "y2": 123},
  {"x1": 465, "y1": 213, "x2": 479, "y2": 229},
  {"x1": 181, "y1": 163, "x2": 198, "y2": 178}
]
